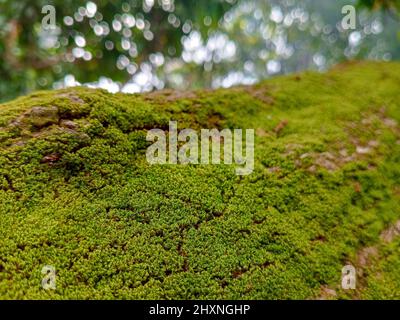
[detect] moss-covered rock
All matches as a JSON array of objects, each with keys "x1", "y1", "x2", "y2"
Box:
[{"x1": 0, "y1": 61, "x2": 399, "y2": 299}]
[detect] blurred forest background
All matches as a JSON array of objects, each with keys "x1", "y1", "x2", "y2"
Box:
[{"x1": 0, "y1": 0, "x2": 399, "y2": 102}]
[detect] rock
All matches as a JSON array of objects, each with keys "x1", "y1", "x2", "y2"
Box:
[
  {"x1": 41, "y1": 153, "x2": 61, "y2": 164},
  {"x1": 60, "y1": 120, "x2": 78, "y2": 129},
  {"x1": 29, "y1": 106, "x2": 59, "y2": 128},
  {"x1": 356, "y1": 146, "x2": 371, "y2": 154}
]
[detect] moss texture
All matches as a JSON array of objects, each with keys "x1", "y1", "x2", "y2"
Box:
[{"x1": 0, "y1": 61, "x2": 399, "y2": 299}]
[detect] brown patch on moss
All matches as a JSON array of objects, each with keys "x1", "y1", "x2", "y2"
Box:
[
  {"x1": 216, "y1": 85, "x2": 274, "y2": 106},
  {"x1": 317, "y1": 285, "x2": 337, "y2": 300},
  {"x1": 207, "y1": 113, "x2": 225, "y2": 129},
  {"x1": 60, "y1": 120, "x2": 78, "y2": 130},
  {"x1": 294, "y1": 107, "x2": 399, "y2": 173},
  {"x1": 143, "y1": 88, "x2": 198, "y2": 103},
  {"x1": 380, "y1": 220, "x2": 400, "y2": 243},
  {"x1": 353, "y1": 182, "x2": 362, "y2": 193},
  {"x1": 10, "y1": 106, "x2": 59, "y2": 130},
  {"x1": 232, "y1": 268, "x2": 247, "y2": 279},
  {"x1": 294, "y1": 75, "x2": 302, "y2": 82},
  {"x1": 57, "y1": 92, "x2": 84, "y2": 104},
  {"x1": 268, "y1": 166, "x2": 281, "y2": 174},
  {"x1": 357, "y1": 246, "x2": 379, "y2": 267},
  {"x1": 256, "y1": 128, "x2": 270, "y2": 137},
  {"x1": 301, "y1": 142, "x2": 377, "y2": 172},
  {"x1": 274, "y1": 119, "x2": 288, "y2": 135},
  {"x1": 283, "y1": 143, "x2": 303, "y2": 157},
  {"x1": 41, "y1": 153, "x2": 61, "y2": 164},
  {"x1": 242, "y1": 86, "x2": 274, "y2": 105},
  {"x1": 315, "y1": 219, "x2": 400, "y2": 300}
]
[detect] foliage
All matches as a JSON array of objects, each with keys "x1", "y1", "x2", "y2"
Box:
[
  {"x1": 0, "y1": 0, "x2": 236, "y2": 102},
  {"x1": 0, "y1": 0, "x2": 399, "y2": 102}
]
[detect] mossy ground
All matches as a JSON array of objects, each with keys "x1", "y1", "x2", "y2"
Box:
[{"x1": 0, "y1": 61, "x2": 399, "y2": 299}]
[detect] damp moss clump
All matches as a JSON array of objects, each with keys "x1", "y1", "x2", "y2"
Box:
[{"x1": 0, "y1": 61, "x2": 399, "y2": 299}]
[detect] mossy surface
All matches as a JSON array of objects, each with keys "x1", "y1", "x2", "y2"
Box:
[{"x1": 0, "y1": 61, "x2": 399, "y2": 299}]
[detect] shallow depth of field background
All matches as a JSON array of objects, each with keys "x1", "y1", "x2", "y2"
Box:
[{"x1": 0, "y1": 0, "x2": 399, "y2": 102}]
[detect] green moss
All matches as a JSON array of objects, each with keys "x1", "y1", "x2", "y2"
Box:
[
  {"x1": 359, "y1": 236, "x2": 400, "y2": 299},
  {"x1": 0, "y1": 61, "x2": 399, "y2": 299}
]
